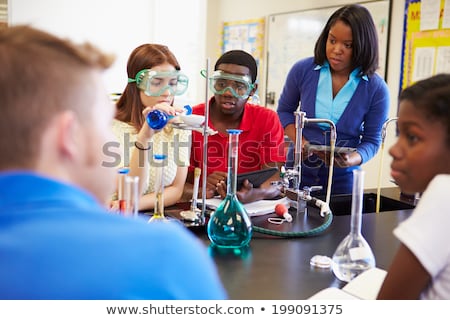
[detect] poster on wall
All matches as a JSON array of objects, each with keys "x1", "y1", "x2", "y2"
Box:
[
  {"x1": 401, "y1": 0, "x2": 450, "y2": 91},
  {"x1": 0, "y1": 0, "x2": 7, "y2": 30},
  {"x1": 222, "y1": 17, "x2": 265, "y2": 60},
  {"x1": 221, "y1": 18, "x2": 265, "y2": 103}
]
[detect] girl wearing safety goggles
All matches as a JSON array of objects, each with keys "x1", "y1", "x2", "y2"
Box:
[{"x1": 111, "y1": 44, "x2": 191, "y2": 211}]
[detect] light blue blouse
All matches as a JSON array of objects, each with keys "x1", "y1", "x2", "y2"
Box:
[{"x1": 315, "y1": 62, "x2": 368, "y2": 129}]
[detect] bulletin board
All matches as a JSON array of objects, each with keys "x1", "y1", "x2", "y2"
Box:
[
  {"x1": 400, "y1": 0, "x2": 450, "y2": 91},
  {"x1": 221, "y1": 18, "x2": 265, "y2": 100},
  {"x1": 265, "y1": 1, "x2": 390, "y2": 109},
  {"x1": 221, "y1": 18, "x2": 265, "y2": 64}
]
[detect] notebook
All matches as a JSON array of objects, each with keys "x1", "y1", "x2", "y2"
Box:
[
  {"x1": 308, "y1": 267, "x2": 387, "y2": 300},
  {"x1": 200, "y1": 197, "x2": 290, "y2": 217}
]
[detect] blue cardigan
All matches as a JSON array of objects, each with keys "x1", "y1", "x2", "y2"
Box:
[{"x1": 277, "y1": 57, "x2": 390, "y2": 193}]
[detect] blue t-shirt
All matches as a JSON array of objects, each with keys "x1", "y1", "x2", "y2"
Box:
[{"x1": 0, "y1": 172, "x2": 227, "y2": 299}]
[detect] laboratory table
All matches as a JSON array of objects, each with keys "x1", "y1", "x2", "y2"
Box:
[
  {"x1": 166, "y1": 187, "x2": 415, "y2": 300},
  {"x1": 204, "y1": 209, "x2": 412, "y2": 300}
]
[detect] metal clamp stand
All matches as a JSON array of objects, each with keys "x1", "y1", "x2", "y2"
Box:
[
  {"x1": 251, "y1": 108, "x2": 336, "y2": 238},
  {"x1": 284, "y1": 109, "x2": 336, "y2": 215},
  {"x1": 178, "y1": 58, "x2": 213, "y2": 227},
  {"x1": 199, "y1": 58, "x2": 211, "y2": 225}
]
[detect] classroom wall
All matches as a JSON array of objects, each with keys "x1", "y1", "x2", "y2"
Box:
[
  {"x1": 8, "y1": 0, "x2": 406, "y2": 189},
  {"x1": 9, "y1": 0, "x2": 207, "y2": 106},
  {"x1": 206, "y1": 0, "x2": 406, "y2": 189}
]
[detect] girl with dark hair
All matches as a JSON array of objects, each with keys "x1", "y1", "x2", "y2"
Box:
[{"x1": 378, "y1": 74, "x2": 450, "y2": 299}]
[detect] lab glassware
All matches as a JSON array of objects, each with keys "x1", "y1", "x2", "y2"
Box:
[
  {"x1": 117, "y1": 167, "x2": 130, "y2": 214},
  {"x1": 123, "y1": 175, "x2": 139, "y2": 218},
  {"x1": 332, "y1": 169, "x2": 376, "y2": 282},
  {"x1": 146, "y1": 105, "x2": 192, "y2": 130},
  {"x1": 207, "y1": 129, "x2": 252, "y2": 248},
  {"x1": 148, "y1": 154, "x2": 168, "y2": 222}
]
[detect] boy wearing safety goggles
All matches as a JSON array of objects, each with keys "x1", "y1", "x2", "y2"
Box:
[{"x1": 185, "y1": 50, "x2": 286, "y2": 204}]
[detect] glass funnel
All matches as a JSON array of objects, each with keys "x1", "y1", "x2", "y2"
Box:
[
  {"x1": 332, "y1": 169, "x2": 376, "y2": 282},
  {"x1": 207, "y1": 129, "x2": 252, "y2": 248},
  {"x1": 148, "y1": 154, "x2": 168, "y2": 223}
]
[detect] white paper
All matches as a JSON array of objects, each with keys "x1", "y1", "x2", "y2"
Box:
[
  {"x1": 200, "y1": 197, "x2": 290, "y2": 217},
  {"x1": 436, "y1": 46, "x2": 450, "y2": 73},
  {"x1": 443, "y1": 0, "x2": 450, "y2": 29},
  {"x1": 420, "y1": 0, "x2": 441, "y2": 31},
  {"x1": 308, "y1": 267, "x2": 387, "y2": 300},
  {"x1": 412, "y1": 47, "x2": 436, "y2": 82},
  {"x1": 308, "y1": 287, "x2": 359, "y2": 300},
  {"x1": 342, "y1": 267, "x2": 387, "y2": 300}
]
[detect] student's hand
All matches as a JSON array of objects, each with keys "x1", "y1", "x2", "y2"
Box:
[
  {"x1": 235, "y1": 180, "x2": 283, "y2": 204},
  {"x1": 151, "y1": 103, "x2": 185, "y2": 125},
  {"x1": 151, "y1": 102, "x2": 183, "y2": 116},
  {"x1": 206, "y1": 171, "x2": 227, "y2": 198},
  {"x1": 215, "y1": 180, "x2": 227, "y2": 199},
  {"x1": 136, "y1": 106, "x2": 157, "y2": 142},
  {"x1": 109, "y1": 200, "x2": 119, "y2": 212},
  {"x1": 334, "y1": 151, "x2": 362, "y2": 168}
]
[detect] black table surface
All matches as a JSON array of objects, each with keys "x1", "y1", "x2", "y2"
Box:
[
  {"x1": 162, "y1": 187, "x2": 414, "y2": 300},
  {"x1": 204, "y1": 209, "x2": 412, "y2": 300}
]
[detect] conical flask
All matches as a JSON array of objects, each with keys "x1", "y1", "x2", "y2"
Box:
[
  {"x1": 207, "y1": 129, "x2": 252, "y2": 248},
  {"x1": 332, "y1": 169, "x2": 375, "y2": 282}
]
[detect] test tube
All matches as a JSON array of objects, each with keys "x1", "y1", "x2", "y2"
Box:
[
  {"x1": 124, "y1": 175, "x2": 139, "y2": 218},
  {"x1": 117, "y1": 167, "x2": 130, "y2": 214}
]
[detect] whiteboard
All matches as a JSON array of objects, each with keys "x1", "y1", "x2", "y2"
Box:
[{"x1": 265, "y1": 1, "x2": 390, "y2": 109}]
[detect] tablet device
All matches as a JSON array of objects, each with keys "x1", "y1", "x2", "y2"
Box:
[
  {"x1": 237, "y1": 167, "x2": 278, "y2": 188},
  {"x1": 306, "y1": 144, "x2": 357, "y2": 154}
]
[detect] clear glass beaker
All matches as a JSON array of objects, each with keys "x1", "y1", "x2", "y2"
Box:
[
  {"x1": 207, "y1": 129, "x2": 252, "y2": 248},
  {"x1": 331, "y1": 169, "x2": 376, "y2": 282}
]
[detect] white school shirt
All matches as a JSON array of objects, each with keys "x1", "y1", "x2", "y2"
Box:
[
  {"x1": 394, "y1": 174, "x2": 450, "y2": 299},
  {"x1": 111, "y1": 119, "x2": 191, "y2": 194}
]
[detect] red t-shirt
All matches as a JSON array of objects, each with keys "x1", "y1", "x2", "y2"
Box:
[{"x1": 189, "y1": 99, "x2": 286, "y2": 179}]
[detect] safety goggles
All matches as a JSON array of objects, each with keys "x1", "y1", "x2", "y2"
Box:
[
  {"x1": 206, "y1": 70, "x2": 254, "y2": 99},
  {"x1": 128, "y1": 69, "x2": 189, "y2": 97}
]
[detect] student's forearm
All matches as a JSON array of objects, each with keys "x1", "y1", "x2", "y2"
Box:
[
  {"x1": 138, "y1": 185, "x2": 184, "y2": 211},
  {"x1": 129, "y1": 146, "x2": 150, "y2": 195}
]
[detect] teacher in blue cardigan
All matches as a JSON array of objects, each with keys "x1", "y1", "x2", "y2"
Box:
[{"x1": 277, "y1": 4, "x2": 389, "y2": 195}]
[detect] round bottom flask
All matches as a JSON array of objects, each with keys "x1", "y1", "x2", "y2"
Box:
[
  {"x1": 207, "y1": 129, "x2": 252, "y2": 249},
  {"x1": 207, "y1": 193, "x2": 252, "y2": 248},
  {"x1": 332, "y1": 169, "x2": 375, "y2": 282}
]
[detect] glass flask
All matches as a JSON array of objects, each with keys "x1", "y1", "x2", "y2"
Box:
[
  {"x1": 207, "y1": 129, "x2": 252, "y2": 248},
  {"x1": 146, "y1": 105, "x2": 192, "y2": 130},
  {"x1": 148, "y1": 154, "x2": 168, "y2": 222},
  {"x1": 123, "y1": 175, "x2": 139, "y2": 218},
  {"x1": 117, "y1": 167, "x2": 130, "y2": 214},
  {"x1": 332, "y1": 169, "x2": 376, "y2": 282}
]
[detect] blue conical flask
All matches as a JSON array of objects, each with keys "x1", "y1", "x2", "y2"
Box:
[
  {"x1": 207, "y1": 129, "x2": 252, "y2": 248},
  {"x1": 146, "y1": 105, "x2": 192, "y2": 130}
]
